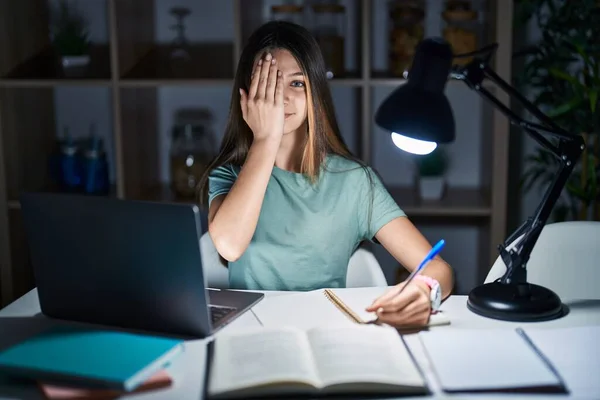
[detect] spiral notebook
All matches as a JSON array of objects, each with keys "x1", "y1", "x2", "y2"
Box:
[
  {"x1": 251, "y1": 287, "x2": 450, "y2": 330},
  {"x1": 323, "y1": 288, "x2": 450, "y2": 327}
]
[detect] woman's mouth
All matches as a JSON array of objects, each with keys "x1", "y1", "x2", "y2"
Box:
[{"x1": 285, "y1": 113, "x2": 294, "y2": 120}]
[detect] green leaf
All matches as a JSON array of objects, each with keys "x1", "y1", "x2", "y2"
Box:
[
  {"x1": 586, "y1": 153, "x2": 598, "y2": 200},
  {"x1": 415, "y1": 147, "x2": 448, "y2": 177},
  {"x1": 546, "y1": 98, "x2": 583, "y2": 118},
  {"x1": 549, "y1": 67, "x2": 582, "y2": 87},
  {"x1": 590, "y1": 90, "x2": 598, "y2": 113},
  {"x1": 552, "y1": 204, "x2": 569, "y2": 222},
  {"x1": 521, "y1": 166, "x2": 555, "y2": 193},
  {"x1": 566, "y1": 182, "x2": 588, "y2": 201}
]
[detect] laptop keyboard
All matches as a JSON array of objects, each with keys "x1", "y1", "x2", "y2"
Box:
[{"x1": 209, "y1": 305, "x2": 237, "y2": 324}]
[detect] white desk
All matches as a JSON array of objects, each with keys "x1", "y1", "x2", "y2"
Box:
[{"x1": 0, "y1": 289, "x2": 599, "y2": 400}]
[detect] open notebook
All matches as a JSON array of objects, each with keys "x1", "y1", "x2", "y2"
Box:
[
  {"x1": 251, "y1": 287, "x2": 450, "y2": 330},
  {"x1": 419, "y1": 327, "x2": 570, "y2": 394},
  {"x1": 205, "y1": 324, "x2": 429, "y2": 399}
]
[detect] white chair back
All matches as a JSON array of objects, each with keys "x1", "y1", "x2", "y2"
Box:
[
  {"x1": 485, "y1": 221, "x2": 600, "y2": 300},
  {"x1": 346, "y1": 247, "x2": 389, "y2": 287},
  {"x1": 200, "y1": 233, "x2": 388, "y2": 288},
  {"x1": 199, "y1": 232, "x2": 229, "y2": 289}
]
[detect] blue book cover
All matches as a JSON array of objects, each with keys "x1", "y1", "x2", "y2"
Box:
[{"x1": 0, "y1": 326, "x2": 184, "y2": 392}]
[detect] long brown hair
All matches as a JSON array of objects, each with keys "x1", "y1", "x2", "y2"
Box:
[{"x1": 197, "y1": 20, "x2": 366, "y2": 206}]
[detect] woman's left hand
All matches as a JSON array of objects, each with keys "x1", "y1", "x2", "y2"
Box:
[{"x1": 365, "y1": 280, "x2": 432, "y2": 328}]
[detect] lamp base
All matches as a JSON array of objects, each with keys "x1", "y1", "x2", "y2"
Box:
[{"x1": 467, "y1": 281, "x2": 565, "y2": 322}]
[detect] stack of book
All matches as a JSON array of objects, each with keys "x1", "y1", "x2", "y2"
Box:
[{"x1": 0, "y1": 326, "x2": 183, "y2": 399}]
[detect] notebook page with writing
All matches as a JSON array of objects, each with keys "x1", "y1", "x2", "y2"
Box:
[
  {"x1": 419, "y1": 329, "x2": 565, "y2": 393},
  {"x1": 522, "y1": 326, "x2": 600, "y2": 398}
]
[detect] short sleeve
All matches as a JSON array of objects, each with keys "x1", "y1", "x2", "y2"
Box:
[
  {"x1": 208, "y1": 164, "x2": 239, "y2": 206},
  {"x1": 358, "y1": 167, "x2": 406, "y2": 241}
]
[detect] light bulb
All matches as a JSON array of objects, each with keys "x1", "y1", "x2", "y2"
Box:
[{"x1": 391, "y1": 132, "x2": 437, "y2": 155}]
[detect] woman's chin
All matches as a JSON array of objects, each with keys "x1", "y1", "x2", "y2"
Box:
[
  {"x1": 282, "y1": 124, "x2": 300, "y2": 136},
  {"x1": 283, "y1": 120, "x2": 306, "y2": 136}
]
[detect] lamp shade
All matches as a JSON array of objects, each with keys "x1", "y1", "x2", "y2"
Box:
[{"x1": 374, "y1": 37, "x2": 456, "y2": 154}]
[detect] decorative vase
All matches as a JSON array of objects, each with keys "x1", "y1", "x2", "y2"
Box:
[{"x1": 419, "y1": 176, "x2": 445, "y2": 200}]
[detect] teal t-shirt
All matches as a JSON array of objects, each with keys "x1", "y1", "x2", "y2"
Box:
[{"x1": 208, "y1": 154, "x2": 406, "y2": 291}]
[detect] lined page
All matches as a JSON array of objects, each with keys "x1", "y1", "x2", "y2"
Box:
[
  {"x1": 307, "y1": 325, "x2": 425, "y2": 389},
  {"x1": 523, "y1": 326, "x2": 600, "y2": 398},
  {"x1": 420, "y1": 329, "x2": 561, "y2": 392}
]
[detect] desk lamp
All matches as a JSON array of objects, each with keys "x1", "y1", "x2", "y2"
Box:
[{"x1": 374, "y1": 37, "x2": 585, "y2": 322}]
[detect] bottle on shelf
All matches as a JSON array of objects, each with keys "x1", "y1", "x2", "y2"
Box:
[
  {"x1": 270, "y1": 4, "x2": 304, "y2": 26},
  {"x1": 310, "y1": 2, "x2": 346, "y2": 79},
  {"x1": 442, "y1": 0, "x2": 480, "y2": 66},
  {"x1": 81, "y1": 124, "x2": 109, "y2": 196},
  {"x1": 169, "y1": 109, "x2": 217, "y2": 200},
  {"x1": 388, "y1": 0, "x2": 425, "y2": 77},
  {"x1": 55, "y1": 127, "x2": 81, "y2": 193},
  {"x1": 169, "y1": 6, "x2": 192, "y2": 60}
]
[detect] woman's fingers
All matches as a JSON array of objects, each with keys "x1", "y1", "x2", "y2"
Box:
[
  {"x1": 248, "y1": 58, "x2": 262, "y2": 99},
  {"x1": 377, "y1": 301, "x2": 431, "y2": 328},
  {"x1": 275, "y1": 70, "x2": 283, "y2": 106},
  {"x1": 266, "y1": 57, "x2": 278, "y2": 102},
  {"x1": 256, "y1": 53, "x2": 272, "y2": 100},
  {"x1": 380, "y1": 289, "x2": 419, "y2": 313},
  {"x1": 365, "y1": 285, "x2": 403, "y2": 312}
]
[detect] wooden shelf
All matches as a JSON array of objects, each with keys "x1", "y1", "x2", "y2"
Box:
[
  {"x1": 121, "y1": 44, "x2": 235, "y2": 82},
  {"x1": 5, "y1": 187, "x2": 118, "y2": 210},
  {"x1": 327, "y1": 73, "x2": 363, "y2": 86},
  {"x1": 134, "y1": 184, "x2": 198, "y2": 205},
  {"x1": 371, "y1": 71, "x2": 408, "y2": 81},
  {"x1": 369, "y1": 72, "x2": 497, "y2": 89},
  {"x1": 132, "y1": 184, "x2": 491, "y2": 219},
  {"x1": 388, "y1": 186, "x2": 491, "y2": 218},
  {"x1": 0, "y1": 45, "x2": 112, "y2": 85}
]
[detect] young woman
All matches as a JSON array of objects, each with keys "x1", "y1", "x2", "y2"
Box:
[{"x1": 198, "y1": 21, "x2": 454, "y2": 328}]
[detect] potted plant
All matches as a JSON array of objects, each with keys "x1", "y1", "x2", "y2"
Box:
[
  {"x1": 50, "y1": 0, "x2": 91, "y2": 70},
  {"x1": 415, "y1": 146, "x2": 448, "y2": 200},
  {"x1": 515, "y1": 0, "x2": 600, "y2": 221}
]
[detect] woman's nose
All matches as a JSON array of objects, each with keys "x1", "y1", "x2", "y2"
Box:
[{"x1": 283, "y1": 89, "x2": 290, "y2": 105}]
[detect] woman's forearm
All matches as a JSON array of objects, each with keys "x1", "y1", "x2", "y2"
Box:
[
  {"x1": 421, "y1": 258, "x2": 454, "y2": 299},
  {"x1": 209, "y1": 138, "x2": 280, "y2": 261}
]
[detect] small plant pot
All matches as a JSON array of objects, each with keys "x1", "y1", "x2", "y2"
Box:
[{"x1": 419, "y1": 176, "x2": 445, "y2": 200}]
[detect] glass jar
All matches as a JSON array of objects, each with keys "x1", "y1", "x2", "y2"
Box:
[
  {"x1": 388, "y1": 0, "x2": 425, "y2": 77},
  {"x1": 442, "y1": 0, "x2": 480, "y2": 66},
  {"x1": 169, "y1": 109, "x2": 217, "y2": 199},
  {"x1": 270, "y1": 4, "x2": 304, "y2": 25},
  {"x1": 311, "y1": 3, "x2": 345, "y2": 79}
]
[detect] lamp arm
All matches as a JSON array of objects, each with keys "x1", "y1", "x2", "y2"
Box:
[
  {"x1": 452, "y1": 59, "x2": 586, "y2": 286},
  {"x1": 501, "y1": 142, "x2": 582, "y2": 285}
]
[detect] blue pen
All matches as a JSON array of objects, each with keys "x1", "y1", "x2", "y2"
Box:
[{"x1": 390, "y1": 239, "x2": 446, "y2": 299}]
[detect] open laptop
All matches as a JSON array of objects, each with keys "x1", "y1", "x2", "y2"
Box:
[{"x1": 19, "y1": 192, "x2": 264, "y2": 338}]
